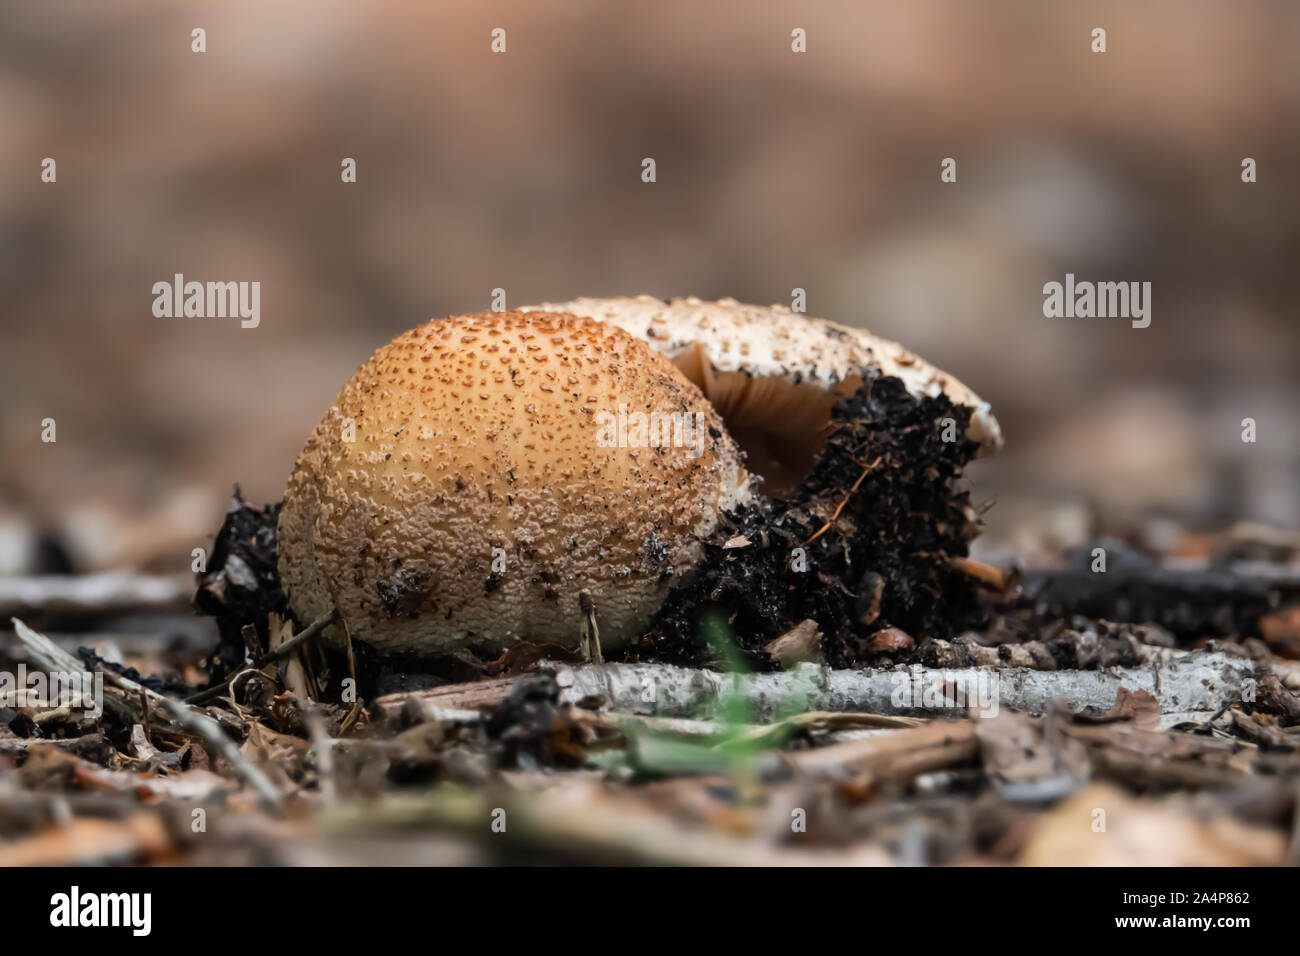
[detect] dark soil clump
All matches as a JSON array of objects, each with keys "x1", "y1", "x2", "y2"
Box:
[
  {"x1": 635, "y1": 372, "x2": 985, "y2": 668},
  {"x1": 193, "y1": 490, "x2": 286, "y2": 682}
]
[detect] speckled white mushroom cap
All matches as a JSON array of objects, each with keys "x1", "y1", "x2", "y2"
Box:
[
  {"x1": 526, "y1": 295, "x2": 1002, "y2": 453},
  {"x1": 277, "y1": 310, "x2": 750, "y2": 658}
]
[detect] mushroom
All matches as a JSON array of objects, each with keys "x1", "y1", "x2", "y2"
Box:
[
  {"x1": 523, "y1": 295, "x2": 1003, "y2": 667},
  {"x1": 525, "y1": 295, "x2": 1000, "y2": 495},
  {"x1": 276, "y1": 310, "x2": 750, "y2": 659},
  {"x1": 278, "y1": 297, "x2": 1001, "y2": 665}
]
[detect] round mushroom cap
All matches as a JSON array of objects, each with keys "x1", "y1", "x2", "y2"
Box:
[
  {"x1": 277, "y1": 310, "x2": 751, "y2": 658},
  {"x1": 527, "y1": 295, "x2": 1003, "y2": 465}
]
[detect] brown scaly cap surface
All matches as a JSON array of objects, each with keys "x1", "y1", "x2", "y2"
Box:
[{"x1": 277, "y1": 310, "x2": 750, "y2": 657}]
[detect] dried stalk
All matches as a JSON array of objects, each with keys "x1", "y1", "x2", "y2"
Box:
[
  {"x1": 0, "y1": 573, "x2": 191, "y2": 616},
  {"x1": 261, "y1": 609, "x2": 337, "y2": 663}
]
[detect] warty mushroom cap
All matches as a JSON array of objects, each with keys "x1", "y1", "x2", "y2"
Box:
[{"x1": 276, "y1": 310, "x2": 750, "y2": 658}]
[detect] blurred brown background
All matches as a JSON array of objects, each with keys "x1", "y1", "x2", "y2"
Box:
[{"x1": 2, "y1": 0, "x2": 1298, "y2": 575}]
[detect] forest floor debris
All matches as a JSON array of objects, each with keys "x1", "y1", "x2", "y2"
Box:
[{"x1": 3, "y1": 521, "x2": 1300, "y2": 865}]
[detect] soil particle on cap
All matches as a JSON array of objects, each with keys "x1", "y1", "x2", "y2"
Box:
[
  {"x1": 641, "y1": 532, "x2": 670, "y2": 568},
  {"x1": 635, "y1": 371, "x2": 985, "y2": 669},
  {"x1": 378, "y1": 566, "x2": 431, "y2": 618}
]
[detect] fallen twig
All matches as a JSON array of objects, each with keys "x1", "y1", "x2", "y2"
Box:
[
  {"x1": 781, "y1": 720, "x2": 978, "y2": 779},
  {"x1": 339, "y1": 619, "x2": 362, "y2": 735},
  {"x1": 728, "y1": 710, "x2": 924, "y2": 749},
  {"x1": 261, "y1": 609, "x2": 337, "y2": 663},
  {"x1": 1022, "y1": 549, "x2": 1300, "y2": 640},
  {"x1": 804, "y1": 456, "x2": 881, "y2": 545},
  {"x1": 0, "y1": 573, "x2": 191, "y2": 617},
  {"x1": 376, "y1": 652, "x2": 1258, "y2": 724}
]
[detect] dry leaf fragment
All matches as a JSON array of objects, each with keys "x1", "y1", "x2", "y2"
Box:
[
  {"x1": 763, "y1": 620, "x2": 822, "y2": 668},
  {"x1": 1019, "y1": 783, "x2": 1286, "y2": 866}
]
